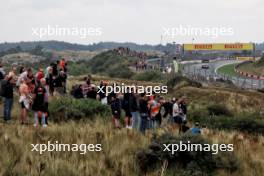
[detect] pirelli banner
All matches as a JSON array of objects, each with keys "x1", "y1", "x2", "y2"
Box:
[{"x1": 183, "y1": 43, "x2": 254, "y2": 51}]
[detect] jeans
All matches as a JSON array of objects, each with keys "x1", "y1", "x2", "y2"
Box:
[
  {"x1": 140, "y1": 114, "x2": 148, "y2": 134},
  {"x1": 148, "y1": 119, "x2": 159, "y2": 129},
  {"x1": 3, "y1": 98, "x2": 13, "y2": 121},
  {"x1": 34, "y1": 112, "x2": 46, "y2": 126},
  {"x1": 131, "y1": 111, "x2": 141, "y2": 130}
]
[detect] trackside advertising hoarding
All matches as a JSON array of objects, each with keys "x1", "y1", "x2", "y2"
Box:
[{"x1": 183, "y1": 43, "x2": 254, "y2": 51}]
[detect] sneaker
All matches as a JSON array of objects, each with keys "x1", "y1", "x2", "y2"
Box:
[
  {"x1": 42, "y1": 124, "x2": 47, "y2": 128},
  {"x1": 33, "y1": 124, "x2": 38, "y2": 127}
]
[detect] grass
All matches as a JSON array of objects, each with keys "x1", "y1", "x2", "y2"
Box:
[
  {"x1": 217, "y1": 63, "x2": 240, "y2": 77},
  {"x1": 238, "y1": 62, "x2": 264, "y2": 77},
  {"x1": 0, "y1": 119, "x2": 263, "y2": 175}
]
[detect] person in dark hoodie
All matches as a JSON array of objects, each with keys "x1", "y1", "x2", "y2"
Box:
[
  {"x1": 139, "y1": 93, "x2": 149, "y2": 134},
  {"x1": 110, "y1": 95, "x2": 121, "y2": 128},
  {"x1": 1, "y1": 75, "x2": 14, "y2": 122},
  {"x1": 129, "y1": 90, "x2": 141, "y2": 130},
  {"x1": 122, "y1": 91, "x2": 132, "y2": 129}
]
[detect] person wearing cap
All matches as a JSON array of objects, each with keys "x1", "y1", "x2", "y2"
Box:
[
  {"x1": 191, "y1": 122, "x2": 201, "y2": 134},
  {"x1": 1, "y1": 75, "x2": 15, "y2": 122}
]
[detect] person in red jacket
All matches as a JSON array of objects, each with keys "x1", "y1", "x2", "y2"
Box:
[
  {"x1": 59, "y1": 58, "x2": 66, "y2": 72},
  {"x1": 35, "y1": 68, "x2": 44, "y2": 83}
]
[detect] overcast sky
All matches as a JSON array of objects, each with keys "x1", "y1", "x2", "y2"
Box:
[{"x1": 0, "y1": 0, "x2": 263, "y2": 45}]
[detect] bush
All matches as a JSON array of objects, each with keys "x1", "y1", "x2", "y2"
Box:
[
  {"x1": 49, "y1": 96, "x2": 111, "y2": 122},
  {"x1": 88, "y1": 50, "x2": 135, "y2": 78},
  {"x1": 188, "y1": 109, "x2": 264, "y2": 135},
  {"x1": 207, "y1": 104, "x2": 233, "y2": 117},
  {"x1": 107, "y1": 64, "x2": 134, "y2": 79},
  {"x1": 166, "y1": 75, "x2": 202, "y2": 89},
  {"x1": 136, "y1": 133, "x2": 239, "y2": 175},
  {"x1": 132, "y1": 70, "x2": 165, "y2": 82},
  {"x1": 67, "y1": 61, "x2": 91, "y2": 76}
]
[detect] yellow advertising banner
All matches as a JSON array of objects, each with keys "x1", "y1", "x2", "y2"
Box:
[
  {"x1": 183, "y1": 43, "x2": 254, "y2": 51},
  {"x1": 236, "y1": 57, "x2": 255, "y2": 61}
]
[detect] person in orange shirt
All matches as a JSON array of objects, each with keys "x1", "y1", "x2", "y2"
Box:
[{"x1": 59, "y1": 58, "x2": 66, "y2": 72}]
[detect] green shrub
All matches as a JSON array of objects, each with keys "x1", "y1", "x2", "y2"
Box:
[
  {"x1": 207, "y1": 104, "x2": 233, "y2": 117},
  {"x1": 188, "y1": 109, "x2": 264, "y2": 135},
  {"x1": 166, "y1": 75, "x2": 202, "y2": 89},
  {"x1": 67, "y1": 61, "x2": 91, "y2": 76},
  {"x1": 107, "y1": 64, "x2": 134, "y2": 79},
  {"x1": 132, "y1": 70, "x2": 165, "y2": 82},
  {"x1": 49, "y1": 96, "x2": 111, "y2": 122},
  {"x1": 136, "y1": 133, "x2": 239, "y2": 175},
  {"x1": 88, "y1": 50, "x2": 135, "y2": 78}
]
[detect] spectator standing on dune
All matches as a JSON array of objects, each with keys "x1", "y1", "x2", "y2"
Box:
[
  {"x1": 180, "y1": 120, "x2": 190, "y2": 133},
  {"x1": 40, "y1": 78, "x2": 49, "y2": 125},
  {"x1": 16, "y1": 68, "x2": 33, "y2": 87},
  {"x1": 139, "y1": 93, "x2": 149, "y2": 134},
  {"x1": 172, "y1": 98, "x2": 182, "y2": 133},
  {"x1": 59, "y1": 58, "x2": 66, "y2": 72},
  {"x1": 86, "y1": 85, "x2": 97, "y2": 99},
  {"x1": 148, "y1": 95, "x2": 160, "y2": 129},
  {"x1": 110, "y1": 95, "x2": 121, "y2": 129},
  {"x1": 179, "y1": 96, "x2": 188, "y2": 121},
  {"x1": 0, "y1": 63, "x2": 6, "y2": 81},
  {"x1": 1, "y1": 74, "x2": 14, "y2": 123},
  {"x1": 45, "y1": 66, "x2": 54, "y2": 96},
  {"x1": 35, "y1": 68, "x2": 44, "y2": 83},
  {"x1": 98, "y1": 81, "x2": 107, "y2": 105},
  {"x1": 122, "y1": 91, "x2": 132, "y2": 129},
  {"x1": 32, "y1": 80, "x2": 47, "y2": 127},
  {"x1": 19, "y1": 79, "x2": 30, "y2": 124},
  {"x1": 130, "y1": 91, "x2": 141, "y2": 130}
]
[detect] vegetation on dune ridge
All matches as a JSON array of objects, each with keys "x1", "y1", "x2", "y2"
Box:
[
  {"x1": 236, "y1": 55, "x2": 264, "y2": 76},
  {"x1": 137, "y1": 134, "x2": 239, "y2": 176},
  {"x1": 0, "y1": 119, "x2": 263, "y2": 176}
]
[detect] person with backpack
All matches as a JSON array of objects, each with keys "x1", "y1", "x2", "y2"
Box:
[{"x1": 1, "y1": 75, "x2": 14, "y2": 122}]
